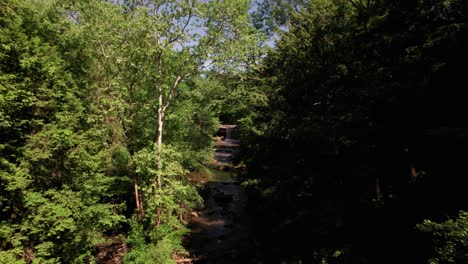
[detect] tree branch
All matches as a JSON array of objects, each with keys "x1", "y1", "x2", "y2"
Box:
[
  {"x1": 161, "y1": 62, "x2": 193, "y2": 117},
  {"x1": 169, "y1": 0, "x2": 195, "y2": 44},
  {"x1": 348, "y1": 0, "x2": 360, "y2": 9},
  {"x1": 161, "y1": 74, "x2": 182, "y2": 116}
]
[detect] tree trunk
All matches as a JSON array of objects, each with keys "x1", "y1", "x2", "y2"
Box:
[
  {"x1": 409, "y1": 163, "x2": 417, "y2": 183},
  {"x1": 154, "y1": 72, "x2": 183, "y2": 228},
  {"x1": 156, "y1": 103, "x2": 163, "y2": 191},
  {"x1": 128, "y1": 91, "x2": 144, "y2": 220},
  {"x1": 132, "y1": 156, "x2": 144, "y2": 219},
  {"x1": 375, "y1": 177, "x2": 382, "y2": 201},
  {"x1": 155, "y1": 93, "x2": 164, "y2": 228}
]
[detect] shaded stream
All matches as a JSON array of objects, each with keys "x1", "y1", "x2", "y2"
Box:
[{"x1": 185, "y1": 125, "x2": 257, "y2": 263}]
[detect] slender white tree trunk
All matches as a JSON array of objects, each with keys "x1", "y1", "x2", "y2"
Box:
[
  {"x1": 157, "y1": 94, "x2": 163, "y2": 191},
  {"x1": 155, "y1": 85, "x2": 163, "y2": 228}
]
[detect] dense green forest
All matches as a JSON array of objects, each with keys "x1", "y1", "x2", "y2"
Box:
[{"x1": 1, "y1": 0, "x2": 467, "y2": 263}]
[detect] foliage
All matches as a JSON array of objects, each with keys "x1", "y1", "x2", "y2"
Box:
[
  {"x1": 1, "y1": 0, "x2": 259, "y2": 262},
  {"x1": 124, "y1": 218, "x2": 177, "y2": 264},
  {"x1": 164, "y1": 78, "x2": 220, "y2": 170},
  {"x1": 240, "y1": 0, "x2": 468, "y2": 262},
  {"x1": 124, "y1": 224, "x2": 176, "y2": 264},
  {"x1": 417, "y1": 211, "x2": 468, "y2": 263},
  {"x1": 5, "y1": 0, "x2": 466, "y2": 262}
]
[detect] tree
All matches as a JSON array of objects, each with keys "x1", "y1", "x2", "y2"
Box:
[
  {"x1": 417, "y1": 211, "x2": 468, "y2": 263},
  {"x1": 72, "y1": 0, "x2": 265, "y2": 261},
  {"x1": 1, "y1": 1, "x2": 127, "y2": 262},
  {"x1": 1, "y1": 0, "x2": 268, "y2": 262},
  {"x1": 81, "y1": 0, "x2": 263, "y2": 224},
  {"x1": 242, "y1": 0, "x2": 468, "y2": 262}
]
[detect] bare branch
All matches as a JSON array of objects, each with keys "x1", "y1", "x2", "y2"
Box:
[
  {"x1": 169, "y1": 0, "x2": 195, "y2": 44},
  {"x1": 152, "y1": 1, "x2": 161, "y2": 17},
  {"x1": 161, "y1": 74, "x2": 182, "y2": 116},
  {"x1": 161, "y1": 62, "x2": 193, "y2": 116},
  {"x1": 96, "y1": 39, "x2": 108, "y2": 58}
]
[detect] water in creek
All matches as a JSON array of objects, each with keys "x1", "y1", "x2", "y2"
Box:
[{"x1": 184, "y1": 125, "x2": 258, "y2": 264}]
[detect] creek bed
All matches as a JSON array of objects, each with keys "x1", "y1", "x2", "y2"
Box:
[{"x1": 184, "y1": 128, "x2": 258, "y2": 263}]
